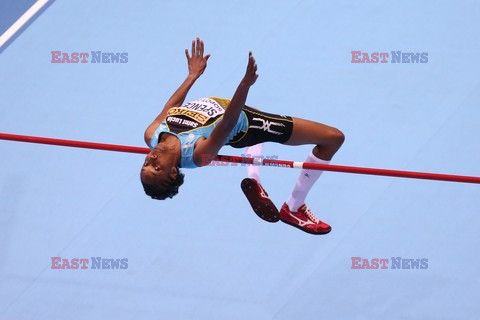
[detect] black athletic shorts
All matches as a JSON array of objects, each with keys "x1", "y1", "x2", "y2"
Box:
[{"x1": 227, "y1": 106, "x2": 294, "y2": 148}]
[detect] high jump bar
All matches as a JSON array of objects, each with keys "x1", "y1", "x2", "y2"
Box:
[{"x1": 1, "y1": 132, "x2": 479, "y2": 184}]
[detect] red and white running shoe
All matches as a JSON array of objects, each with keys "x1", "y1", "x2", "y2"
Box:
[
  {"x1": 280, "y1": 203, "x2": 331, "y2": 235},
  {"x1": 241, "y1": 178, "x2": 280, "y2": 223}
]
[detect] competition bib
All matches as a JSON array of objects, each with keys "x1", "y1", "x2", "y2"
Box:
[{"x1": 166, "y1": 98, "x2": 225, "y2": 133}]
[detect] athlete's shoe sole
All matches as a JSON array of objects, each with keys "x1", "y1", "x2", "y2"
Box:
[{"x1": 241, "y1": 178, "x2": 280, "y2": 223}]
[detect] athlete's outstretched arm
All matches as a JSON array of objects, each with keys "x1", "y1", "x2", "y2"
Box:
[
  {"x1": 194, "y1": 52, "x2": 258, "y2": 165},
  {"x1": 163, "y1": 38, "x2": 211, "y2": 112},
  {"x1": 144, "y1": 37, "x2": 210, "y2": 144}
]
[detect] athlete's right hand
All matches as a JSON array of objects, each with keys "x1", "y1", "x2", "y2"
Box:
[
  {"x1": 186, "y1": 37, "x2": 210, "y2": 79},
  {"x1": 242, "y1": 52, "x2": 259, "y2": 86}
]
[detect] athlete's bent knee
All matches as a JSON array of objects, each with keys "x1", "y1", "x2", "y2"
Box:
[
  {"x1": 324, "y1": 127, "x2": 345, "y2": 147},
  {"x1": 334, "y1": 128, "x2": 345, "y2": 147}
]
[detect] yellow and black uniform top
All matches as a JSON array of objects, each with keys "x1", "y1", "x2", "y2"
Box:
[{"x1": 149, "y1": 97, "x2": 248, "y2": 168}]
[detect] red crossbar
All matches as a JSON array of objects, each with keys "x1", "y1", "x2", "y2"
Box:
[{"x1": 1, "y1": 132, "x2": 479, "y2": 184}]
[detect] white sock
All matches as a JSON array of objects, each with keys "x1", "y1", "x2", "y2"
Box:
[
  {"x1": 286, "y1": 150, "x2": 330, "y2": 211},
  {"x1": 244, "y1": 143, "x2": 263, "y2": 183}
]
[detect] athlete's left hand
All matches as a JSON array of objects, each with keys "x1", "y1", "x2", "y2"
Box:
[
  {"x1": 241, "y1": 52, "x2": 259, "y2": 87},
  {"x1": 185, "y1": 37, "x2": 211, "y2": 78}
]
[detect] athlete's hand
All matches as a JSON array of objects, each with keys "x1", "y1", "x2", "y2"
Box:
[
  {"x1": 242, "y1": 52, "x2": 259, "y2": 87},
  {"x1": 185, "y1": 37, "x2": 210, "y2": 78}
]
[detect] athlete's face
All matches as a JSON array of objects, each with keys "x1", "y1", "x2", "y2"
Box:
[{"x1": 140, "y1": 148, "x2": 177, "y2": 186}]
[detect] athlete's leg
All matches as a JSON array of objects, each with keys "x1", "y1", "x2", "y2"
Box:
[
  {"x1": 244, "y1": 143, "x2": 263, "y2": 183},
  {"x1": 230, "y1": 108, "x2": 345, "y2": 230},
  {"x1": 241, "y1": 143, "x2": 279, "y2": 222},
  {"x1": 284, "y1": 117, "x2": 345, "y2": 160},
  {"x1": 279, "y1": 117, "x2": 344, "y2": 234}
]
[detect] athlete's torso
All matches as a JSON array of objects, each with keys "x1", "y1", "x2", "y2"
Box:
[
  {"x1": 149, "y1": 97, "x2": 247, "y2": 168},
  {"x1": 165, "y1": 97, "x2": 227, "y2": 133}
]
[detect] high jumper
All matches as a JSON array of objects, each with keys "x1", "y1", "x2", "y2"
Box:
[{"x1": 140, "y1": 38, "x2": 345, "y2": 235}]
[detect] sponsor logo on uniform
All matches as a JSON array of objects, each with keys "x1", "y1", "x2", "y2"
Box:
[
  {"x1": 249, "y1": 118, "x2": 285, "y2": 135},
  {"x1": 167, "y1": 108, "x2": 208, "y2": 125},
  {"x1": 167, "y1": 98, "x2": 224, "y2": 126}
]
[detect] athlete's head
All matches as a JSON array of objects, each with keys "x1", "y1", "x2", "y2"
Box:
[{"x1": 140, "y1": 148, "x2": 184, "y2": 200}]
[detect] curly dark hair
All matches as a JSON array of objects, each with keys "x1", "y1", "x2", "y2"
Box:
[{"x1": 141, "y1": 167, "x2": 185, "y2": 200}]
